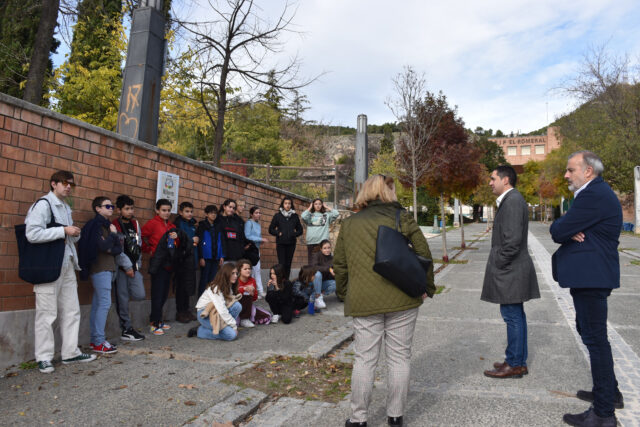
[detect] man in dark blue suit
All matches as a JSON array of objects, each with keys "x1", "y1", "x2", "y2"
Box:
[{"x1": 550, "y1": 151, "x2": 622, "y2": 427}]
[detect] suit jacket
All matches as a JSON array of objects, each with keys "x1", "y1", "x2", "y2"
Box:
[
  {"x1": 550, "y1": 176, "x2": 621, "y2": 289},
  {"x1": 481, "y1": 189, "x2": 539, "y2": 304}
]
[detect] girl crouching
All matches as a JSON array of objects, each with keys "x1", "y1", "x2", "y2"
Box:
[
  {"x1": 236, "y1": 259, "x2": 272, "y2": 327},
  {"x1": 190, "y1": 263, "x2": 242, "y2": 341},
  {"x1": 265, "y1": 264, "x2": 307, "y2": 324}
]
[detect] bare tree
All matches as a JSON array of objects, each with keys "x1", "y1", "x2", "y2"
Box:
[
  {"x1": 386, "y1": 66, "x2": 447, "y2": 221},
  {"x1": 176, "y1": 0, "x2": 316, "y2": 166}
]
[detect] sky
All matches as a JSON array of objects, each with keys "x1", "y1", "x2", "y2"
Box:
[{"x1": 55, "y1": 0, "x2": 640, "y2": 134}]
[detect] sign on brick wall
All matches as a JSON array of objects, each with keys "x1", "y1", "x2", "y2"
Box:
[{"x1": 156, "y1": 171, "x2": 180, "y2": 213}]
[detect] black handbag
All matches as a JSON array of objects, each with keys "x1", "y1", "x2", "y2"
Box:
[
  {"x1": 373, "y1": 209, "x2": 432, "y2": 298},
  {"x1": 243, "y1": 241, "x2": 260, "y2": 266},
  {"x1": 15, "y1": 199, "x2": 66, "y2": 284}
]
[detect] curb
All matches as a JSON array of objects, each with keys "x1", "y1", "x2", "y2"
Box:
[{"x1": 184, "y1": 386, "x2": 269, "y2": 426}]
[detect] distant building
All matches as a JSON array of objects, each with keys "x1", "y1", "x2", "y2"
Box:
[{"x1": 489, "y1": 126, "x2": 562, "y2": 171}]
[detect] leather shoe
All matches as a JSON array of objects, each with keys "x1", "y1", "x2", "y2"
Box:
[
  {"x1": 492, "y1": 361, "x2": 528, "y2": 375},
  {"x1": 187, "y1": 326, "x2": 198, "y2": 338},
  {"x1": 345, "y1": 420, "x2": 367, "y2": 427},
  {"x1": 562, "y1": 407, "x2": 617, "y2": 426},
  {"x1": 484, "y1": 363, "x2": 526, "y2": 378},
  {"x1": 176, "y1": 311, "x2": 191, "y2": 323},
  {"x1": 576, "y1": 390, "x2": 624, "y2": 409},
  {"x1": 388, "y1": 416, "x2": 403, "y2": 426}
]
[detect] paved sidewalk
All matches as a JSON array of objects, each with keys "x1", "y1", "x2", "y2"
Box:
[{"x1": 2, "y1": 222, "x2": 639, "y2": 426}]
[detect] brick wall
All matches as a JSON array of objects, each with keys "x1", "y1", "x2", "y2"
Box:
[{"x1": 0, "y1": 93, "x2": 310, "y2": 312}]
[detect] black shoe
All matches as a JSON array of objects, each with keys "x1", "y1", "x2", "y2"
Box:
[
  {"x1": 388, "y1": 416, "x2": 403, "y2": 426},
  {"x1": 187, "y1": 326, "x2": 198, "y2": 338},
  {"x1": 121, "y1": 327, "x2": 145, "y2": 341},
  {"x1": 563, "y1": 407, "x2": 617, "y2": 427},
  {"x1": 345, "y1": 420, "x2": 367, "y2": 427},
  {"x1": 576, "y1": 390, "x2": 624, "y2": 409}
]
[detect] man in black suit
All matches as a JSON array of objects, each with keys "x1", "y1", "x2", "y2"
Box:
[
  {"x1": 551, "y1": 151, "x2": 622, "y2": 427},
  {"x1": 482, "y1": 166, "x2": 540, "y2": 378}
]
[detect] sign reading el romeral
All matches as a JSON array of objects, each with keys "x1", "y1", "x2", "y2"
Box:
[{"x1": 156, "y1": 171, "x2": 180, "y2": 214}]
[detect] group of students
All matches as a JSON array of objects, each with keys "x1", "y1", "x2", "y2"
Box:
[{"x1": 76, "y1": 192, "x2": 340, "y2": 351}]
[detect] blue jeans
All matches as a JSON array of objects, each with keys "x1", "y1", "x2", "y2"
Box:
[
  {"x1": 199, "y1": 259, "x2": 218, "y2": 297},
  {"x1": 90, "y1": 271, "x2": 113, "y2": 345},
  {"x1": 312, "y1": 271, "x2": 336, "y2": 299},
  {"x1": 500, "y1": 303, "x2": 528, "y2": 367},
  {"x1": 571, "y1": 288, "x2": 618, "y2": 418},
  {"x1": 196, "y1": 301, "x2": 242, "y2": 341}
]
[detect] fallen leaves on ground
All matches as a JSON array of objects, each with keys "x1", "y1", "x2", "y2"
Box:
[
  {"x1": 223, "y1": 355, "x2": 352, "y2": 403},
  {"x1": 178, "y1": 384, "x2": 197, "y2": 390},
  {"x1": 184, "y1": 401, "x2": 197, "y2": 406}
]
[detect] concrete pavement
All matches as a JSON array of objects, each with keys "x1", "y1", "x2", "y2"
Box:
[{"x1": 2, "y1": 222, "x2": 640, "y2": 426}]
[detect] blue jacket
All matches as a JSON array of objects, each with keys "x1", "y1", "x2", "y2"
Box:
[
  {"x1": 550, "y1": 176, "x2": 622, "y2": 289},
  {"x1": 245, "y1": 219, "x2": 262, "y2": 248}
]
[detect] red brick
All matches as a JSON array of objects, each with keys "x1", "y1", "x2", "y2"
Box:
[
  {"x1": 85, "y1": 130, "x2": 100, "y2": 143},
  {"x1": 1, "y1": 296, "x2": 29, "y2": 312},
  {"x1": 71, "y1": 162, "x2": 88, "y2": 176},
  {"x1": 114, "y1": 161, "x2": 132, "y2": 173},
  {"x1": 5, "y1": 117, "x2": 27, "y2": 134},
  {"x1": 0, "y1": 102, "x2": 15, "y2": 116},
  {"x1": 73, "y1": 138, "x2": 90, "y2": 152},
  {"x1": 89, "y1": 142, "x2": 106, "y2": 156},
  {"x1": 18, "y1": 134, "x2": 39, "y2": 151},
  {"x1": 11, "y1": 188, "x2": 37, "y2": 203},
  {"x1": 54, "y1": 131, "x2": 74, "y2": 147},
  {"x1": 14, "y1": 162, "x2": 39, "y2": 178},
  {"x1": 26, "y1": 124, "x2": 47, "y2": 140},
  {"x1": 87, "y1": 166, "x2": 105, "y2": 179},
  {"x1": 82, "y1": 152, "x2": 101, "y2": 167},
  {"x1": 2, "y1": 144, "x2": 25, "y2": 161},
  {"x1": 42, "y1": 116, "x2": 62, "y2": 131},
  {"x1": 0, "y1": 129, "x2": 11, "y2": 144},
  {"x1": 0, "y1": 115, "x2": 4, "y2": 127},
  {"x1": 136, "y1": 157, "x2": 152, "y2": 169},
  {"x1": 21, "y1": 176, "x2": 45, "y2": 191},
  {"x1": 99, "y1": 157, "x2": 115, "y2": 170},
  {"x1": 108, "y1": 170, "x2": 124, "y2": 183},
  {"x1": 39, "y1": 141, "x2": 60, "y2": 156},
  {"x1": 61, "y1": 122, "x2": 80, "y2": 137},
  {"x1": 80, "y1": 175, "x2": 99, "y2": 189},
  {"x1": 51, "y1": 156, "x2": 71, "y2": 171},
  {"x1": 20, "y1": 109, "x2": 42, "y2": 125},
  {"x1": 0, "y1": 200, "x2": 20, "y2": 214},
  {"x1": 59, "y1": 145, "x2": 77, "y2": 160},
  {"x1": 0, "y1": 171, "x2": 21, "y2": 187},
  {"x1": 27, "y1": 152, "x2": 47, "y2": 166}
]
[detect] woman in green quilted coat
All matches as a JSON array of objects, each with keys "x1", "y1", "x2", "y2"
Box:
[{"x1": 334, "y1": 174, "x2": 434, "y2": 427}]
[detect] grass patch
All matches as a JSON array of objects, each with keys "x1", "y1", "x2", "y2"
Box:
[
  {"x1": 452, "y1": 246, "x2": 479, "y2": 250},
  {"x1": 222, "y1": 355, "x2": 352, "y2": 403},
  {"x1": 434, "y1": 285, "x2": 445, "y2": 295},
  {"x1": 19, "y1": 361, "x2": 38, "y2": 370},
  {"x1": 618, "y1": 247, "x2": 636, "y2": 252},
  {"x1": 631, "y1": 260, "x2": 640, "y2": 266},
  {"x1": 433, "y1": 259, "x2": 469, "y2": 264}
]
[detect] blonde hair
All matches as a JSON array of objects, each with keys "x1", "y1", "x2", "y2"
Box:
[{"x1": 354, "y1": 174, "x2": 397, "y2": 209}]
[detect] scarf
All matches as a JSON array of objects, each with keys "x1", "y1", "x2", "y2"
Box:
[{"x1": 280, "y1": 208, "x2": 295, "y2": 218}]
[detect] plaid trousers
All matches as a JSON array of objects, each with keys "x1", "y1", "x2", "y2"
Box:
[{"x1": 350, "y1": 307, "x2": 419, "y2": 422}]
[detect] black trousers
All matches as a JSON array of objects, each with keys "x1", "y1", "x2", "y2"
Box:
[
  {"x1": 150, "y1": 268, "x2": 172, "y2": 324},
  {"x1": 276, "y1": 243, "x2": 296, "y2": 280},
  {"x1": 266, "y1": 292, "x2": 307, "y2": 324},
  {"x1": 175, "y1": 280, "x2": 190, "y2": 313}
]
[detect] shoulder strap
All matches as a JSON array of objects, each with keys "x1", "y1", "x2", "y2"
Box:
[
  {"x1": 34, "y1": 198, "x2": 56, "y2": 227},
  {"x1": 395, "y1": 209, "x2": 402, "y2": 232}
]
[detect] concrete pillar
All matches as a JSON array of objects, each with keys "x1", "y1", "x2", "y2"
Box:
[
  {"x1": 116, "y1": 0, "x2": 165, "y2": 145},
  {"x1": 354, "y1": 114, "x2": 368, "y2": 194}
]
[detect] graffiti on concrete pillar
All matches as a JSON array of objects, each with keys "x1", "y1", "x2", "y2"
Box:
[{"x1": 118, "y1": 84, "x2": 142, "y2": 139}]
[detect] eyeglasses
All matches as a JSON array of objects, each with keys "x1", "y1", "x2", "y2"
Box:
[
  {"x1": 101, "y1": 204, "x2": 115, "y2": 209},
  {"x1": 61, "y1": 180, "x2": 76, "y2": 188}
]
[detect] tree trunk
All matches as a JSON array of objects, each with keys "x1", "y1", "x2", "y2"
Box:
[
  {"x1": 440, "y1": 194, "x2": 448, "y2": 262},
  {"x1": 213, "y1": 57, "x2": 230, "y2": 167},
  {"x1": 460, "y1": 206, "x2": 465, "y2": 249},
  {"x1": 23, "y1": 0, "x2": 60, "y2": 105},
  {"x1": 411, "y1": 154, "x2": 418, "y2": 221}
]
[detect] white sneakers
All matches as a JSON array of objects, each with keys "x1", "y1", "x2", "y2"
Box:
[
  {"x1": 240, "y1": 319, "x2": 256, "y2": 328},
  {"x1": 271, "y1": 314, "x2": 281, "y2": 324},
  {"x1": 315, "y1": 295, "x2": 326, "y2": 309}
]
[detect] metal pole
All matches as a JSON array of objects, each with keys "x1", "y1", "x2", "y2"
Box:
[
  {"x1": 334, "y1": 166, "x2": 338, "y2": 208},
  {"x1": 266, "y1": 163, "x2": 271, "y2": 186},
  {"x1": 354, "y1": 114, "x2": 368, "y2": 195}
]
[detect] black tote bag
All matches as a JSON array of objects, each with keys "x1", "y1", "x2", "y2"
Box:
[
  {"x1": 373, "y1": 209, "x2": 432, "y2": 298},
  {"x1": 15, "y1": 199, "x2": 66, "y2": 284}
]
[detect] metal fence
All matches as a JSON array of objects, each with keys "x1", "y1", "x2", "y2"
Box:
[{"x1": 205, "y1": 161, "x2": 353, "y2": 208}]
